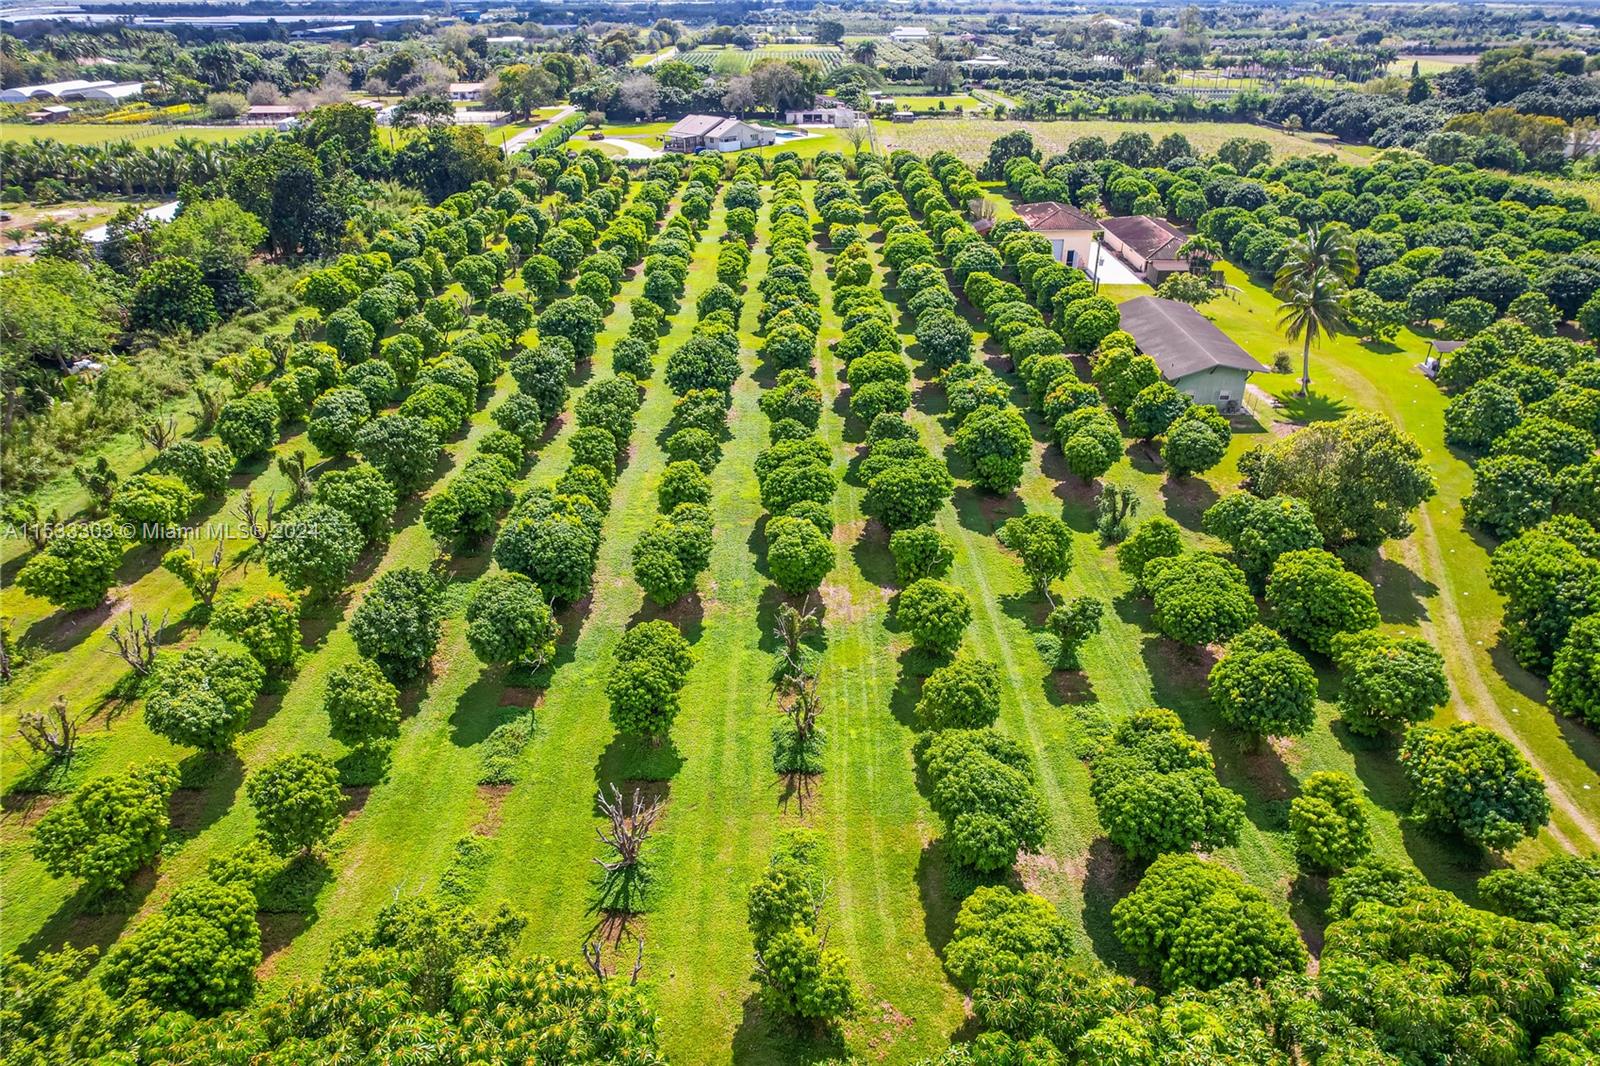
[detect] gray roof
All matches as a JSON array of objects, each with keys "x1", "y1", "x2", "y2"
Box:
[
  {"x1": 1117, "y1": 296, "x2": 1270, "y2": 380},
  {"x1": 666, "y1": 114, "x2": 726, "y2": 138}
]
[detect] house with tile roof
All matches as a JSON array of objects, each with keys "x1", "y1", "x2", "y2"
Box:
[{"x1": 1014, "y1": 201, "x2": 1103, "y2": 269}]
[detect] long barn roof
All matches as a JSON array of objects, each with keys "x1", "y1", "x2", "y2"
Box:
[{"x1": 1117, "y1": 295, "x2": 1270, "y2": 379}]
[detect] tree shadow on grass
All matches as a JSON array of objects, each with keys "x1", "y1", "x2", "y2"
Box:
[
  {"x1": 449, "y1": 667, "x2": 506, "y2": 748},
  {"x1": 630, "y1": 589, "x2": 705, "y2": 646},
  {"x1": 1367, "y1": 554, "x2": 1437, "y2": 627},
  {"x1": 953, "y1": 483, "x2": 1023, "y2": 537},
  {"x1": 1125, "y1": 440, "x2": 1162, "y2": 476},
  {"x1": 23, "y1": 595, "x2": 122, "y2": 655},
  {"x1": 915, "y1": 838, "x2": 991, "y2": 961},
  {"x1": 1289, "y1": 871, "x2": 1330, "y2": 961},
  {"x1": 731, "y1": 994, "x2": 850, "y2": 1066},
  {"x1": 891, "y1": 652, "x2": 926, "y2": 732},
  {"x1": 849, "y1": 517, "x2": 898, "y2": 588},
  {"x1": 1160, "y1": 475, "x2": 1218, "y2": 533},
  {"x1": 18, "y1": 865, "x2": 156, "y2": 961},
  {"x1": 1081, "y1": 836, "x2": 1142, "y2": 975},
  {"x1": 166, "y1": 754, "x2": 244, "y2": 847},
  {"x1": 1276, "y1": 390, "x2": 1351, "y2": 424},
  {"x1": 1040, "y1": 447, "x2": 1100, "y2": 533},
  {"x1": 594, "y1": 732, "x2": 684, "y2": 787}
]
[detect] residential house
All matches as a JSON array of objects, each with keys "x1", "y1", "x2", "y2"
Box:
[
  {"x1": 891, "y1": 26, "x2": 930, "y2": 41},
  {"x1": 1014, "y1": 201, "x2": 1102, "y2": 269},
  {"x1": 26, "y1": 105, "x2": 72, "y2": 123},
  {"x1": 663, "y1": 114, "x2": 776, "y2": 153},
  {"x1": 1100, "y1": 215, "x2": 1192, "y2": 283},
  {"x1": 784, "y1": 103, "x2": 862, "y2": 127},
  {"x1": 1116, "y1": 295, "x2": 1268, "y2": 411},
  {"x1": 448, "y1": 82, "x2": 485, "y2": 102}
]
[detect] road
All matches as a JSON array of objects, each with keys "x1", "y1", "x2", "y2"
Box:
[{"x1": 500, "y1": 105, "x2": 577, "y2": 154}]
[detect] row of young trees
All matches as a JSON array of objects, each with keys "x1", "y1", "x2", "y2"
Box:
[{"x1": 847, "y1": 156, "x2": 1058, "y2": 880}]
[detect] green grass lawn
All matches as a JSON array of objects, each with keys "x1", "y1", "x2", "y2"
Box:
[
  {"x1": 881, "y1": 94, "x2": 984, "y2": 113},
  {"x1": 0, "y1": 123, "x2": 262, "y2": 147}
]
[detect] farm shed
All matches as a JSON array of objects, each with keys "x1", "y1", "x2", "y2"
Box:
[{"x1": 1117, "y1": 295, "x2": 1269, "y2": 412}]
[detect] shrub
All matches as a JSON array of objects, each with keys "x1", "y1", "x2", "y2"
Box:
[
  {"x1": 917, "y1": 655, "x2": 1001, "y2": 729},
  {"x1": 150, "y1": 442, "x2": 233, "y2": 496},
  {"x1": 144, "y1": 647, "x2": 266, "y2": 752},
  {"x1": 212, "y1": 592, "x2": 300, "y2": 671},
  {"x1": 216, "y1": 393, "x2": 281, "y2": 460},
  {"x1": 31, "y1": 761, "x2": 179, "y2": 899},
  {"x1": 111, "y1": 474, "x2": 198, "y2": 533},
  {"x1": 1207, "y1": 625, "x2": 1317, "y2": 743},
  {"x1": 889, "y1": 525, "x2": 954, "y2": 583},
  {"x1": 306, "y1": 387, "x2": 371, "y2": 457},
  {"x1": 264, "y1": 503, "x2": 363, "y2": 596},
  {"x1": 1289, "y1": 771, "x2": 1371, "y2": 871},
  {"x1": 246, "y1": 752, "x2": 342, "y2": 858},
  {"x1": 954, "y1": 405, "x2": 1032, "y2": 494},
  {"x1": 1202, "y1": 494, "x2": 1322, "y2": 590},
  {"x1": 101, "y1": 878, "x2": 260, "y2": 1015},
  {"x1": 1264, "y1": 548, "x2": 1380, "y2": 654},
  {"x1": 766, "y1": 515, "x2": 834, "y2": 595},
  {"x1": 14, "y1": 525, "x2": 125, "y2": 611},
  {"x1": 1331, "y1": 629, "x2": 1451, "y2": 736},
  {"x1": 996, "y1": 513, "x2": 1074, "y2": 596},
  {"x1": 658, "y1": 460, "x2": 710, "y2": 511},
  {"x1": 1548, "y1": 614, "x2": 1600, "y2": 727},
  {"x1": 1399, "y1": 723, "x2": 1550, "y2": 850},
  {"x1": 1112, "y1": 853, "x2": 1306, "y2": 990},
  {"x1": 314, "y1": 462, "x2": 397, "y2": 543},
  {"x1": 1141, "y1": 553, "x2": 1256, "y2": 645},
  {"x1": 897, "y1": 579, "x2": 972, "y2": 655},
  {"x1": 606, "y1": 620, "x2": 693, "y2": 741},
  {"x1": 348, "y1": 567, "x2": 443, "y2": 682}
]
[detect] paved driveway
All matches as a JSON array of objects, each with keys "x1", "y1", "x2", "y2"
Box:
[{"x1": 1084, "y1": 247, "x2": 1145, "y2": 286}]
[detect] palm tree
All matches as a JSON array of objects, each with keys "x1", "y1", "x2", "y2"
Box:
[
  {"x1": 1274, "y1": 223, "x2": 1358, "y2": 290},
  {"x1": 1275, "y1": 268, "x2": 1349, "y2": 398}
]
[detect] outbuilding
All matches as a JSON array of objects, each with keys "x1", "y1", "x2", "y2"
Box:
[
  {"x1": 1117, "y1": 295, "x2": 1268, "y2": 412},
  {"x1": 1100, "y1": 215, "x2": 1193, "y2": 283}
]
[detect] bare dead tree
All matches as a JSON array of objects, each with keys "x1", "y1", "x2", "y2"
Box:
[
  {"x1": 194, "y1": 382, "x2": 226, "y2": 433},
  {"x1": 139, "y1": 415, "x2": 179, "y2": 452},
  {"x1": 16, "y1": 696, "x2": 79, "y2": 765},
  {"x1": 276, "y1": 450, "x2": 312, "y2": 507},
  {"x1": 583, "y1": 937, "x2": 645, "y2": 985},
  {"x1": 108, "y1": 607, "x2": 167, "y2": 675},
  {"x1": 785, "y1": 671, "x2": 822, "y2": 748},
  {"x1": 771, "y1": 600, "x2": 820, "y2": 692},
  {"x1": 593, "y1": 784, "x2": 664, "y2": 873},
  {"x1": 170, "y1": 542, "x2": 225, "y2": 608},
  {"x1": 237, "y1": 488, "x2": 277, "y2": 548}
]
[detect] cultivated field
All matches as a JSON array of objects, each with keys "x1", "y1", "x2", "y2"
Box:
[
  {"x1": 874, "y1": 117, "x2": 1372, "y2": 164},
  {"x1": 0, "y1": 123, "x2": 262, "y2": 147}
]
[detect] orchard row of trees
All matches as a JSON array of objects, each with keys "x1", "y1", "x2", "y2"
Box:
[
  {"x1": 1432, "y1": 315, "x2": 1600, "y2": 731},
  {"x1": 15, "y1": 157, "x2": 627, "y2": 1022},
  {"x1": 923, "y1": 851, "x2": 1599, "y2": 1062}
]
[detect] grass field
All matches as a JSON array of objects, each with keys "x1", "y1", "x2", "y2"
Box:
[
  {"x1": 3, "y1": 156, "x2": 1596, "y2": 1061},
  {"x1": 874, "y1": 117, "x2": 1371, "y2": 165},
  {"x1": 0, "y1": 123, "x2": 261, "y2": 147},
  {"x1": 881, "y1": 94, "x2": 984, "y2": 113}
]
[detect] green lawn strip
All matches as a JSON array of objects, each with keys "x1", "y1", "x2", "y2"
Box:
[
  {"x1": 1202, "y1": 261, "x2": 1600, "y2": 857},
  {"x1": 625, "y1": 193, "x2": 785, "y2": 1059},
  {"x1": 466, "y1": 206, "x2": 787, "y2": 1051},
  {"x1": 807, "y1": 198, "x2": 968, "y2": 1059}
]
